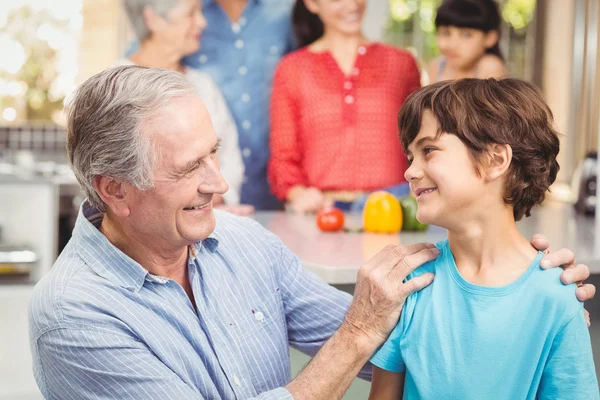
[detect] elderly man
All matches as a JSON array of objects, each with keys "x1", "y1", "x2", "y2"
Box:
[{"x1": 29, "y1": 66, "x2": 595, "y2": 399}]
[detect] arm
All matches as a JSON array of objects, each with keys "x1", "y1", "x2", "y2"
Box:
[
  {"x1": 34, "y1": 327, "x2": 294, "y2": 400},
  {"x1": 405, "y1": 54, "x2": 422, "y2": 94},
  {"x1": 33, "y1": 328, "x2": 203, "y2": 399},
  {"x1": 537, "y1": 310, "x2": 599, "y2": 399},
  {"x1": 275, "y1": 241, "x2": 438, "y2": 399},
  {"x1": 268, "y1": 60, "x2": 309, "y2": 201},
  {"x1": 369, "y1": 367, "x2": 405, "y2": 400}
]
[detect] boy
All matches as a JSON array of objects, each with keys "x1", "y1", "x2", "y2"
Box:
[{"x1": 369, "y1": 79, "x2": 599, "y2": 399}]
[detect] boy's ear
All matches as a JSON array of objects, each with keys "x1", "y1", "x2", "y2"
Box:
[
  {"x1": 484, "y1": 144, "x2": 512, "y2": 181},
  {"x1": 484, "y1": 30, "x2": 499, "y2": 50}
]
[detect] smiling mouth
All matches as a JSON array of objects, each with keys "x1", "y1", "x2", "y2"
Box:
[
  {"x1": 184, "y1": 202, "x2": 209, "y2": 211},
  {"x1": 415, "y1": 187, "x2": 437, "y2": 198}
]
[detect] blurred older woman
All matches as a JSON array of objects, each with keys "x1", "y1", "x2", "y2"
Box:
[{"x1": 123, "y1": 0, "x2": 253, "y2": 215}]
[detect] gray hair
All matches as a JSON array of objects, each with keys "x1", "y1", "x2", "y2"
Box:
[
  {"x1": 66, "y1": 65, "x2": 196, "y2": 211},
  {"x1": 123, "y1": 0, "x2": 181, "y2": 41}
]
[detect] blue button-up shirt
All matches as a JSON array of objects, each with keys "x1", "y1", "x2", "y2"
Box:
[
  {"x1": 29, "y1": 202, "x2": 367, "y2": 399},
  {"x1": 183, "y1": 0, "x2": 295, "y2": 210}
]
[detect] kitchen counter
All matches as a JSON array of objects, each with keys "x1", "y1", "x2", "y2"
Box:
[{"x1": 253, "y1": 201, "x2": 600, "y2": 284}]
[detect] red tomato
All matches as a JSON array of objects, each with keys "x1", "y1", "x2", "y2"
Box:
[{"x1": 316, "y1": 207, "x2": 345, "y2": 232}]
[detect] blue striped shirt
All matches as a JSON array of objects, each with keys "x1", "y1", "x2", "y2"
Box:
[{"x1": 29, "y1": 202, "x2": 366, "y2": 399}]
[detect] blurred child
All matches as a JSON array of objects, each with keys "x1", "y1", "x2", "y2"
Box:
[
  {"x1": 427, "y1": 0, "x2": 506, "y2": 83},
  {"x1": 368, "y1": 79, "x2": 599, "y2": 399}
]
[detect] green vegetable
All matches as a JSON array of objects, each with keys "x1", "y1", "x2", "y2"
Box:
[{"x1": 399, "y1": 196, "x2": 428, "y2": 232}]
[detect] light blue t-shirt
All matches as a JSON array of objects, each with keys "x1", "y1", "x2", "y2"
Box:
[{"x1": 371, "y1": 239, "x2": 599, "y2": 399}]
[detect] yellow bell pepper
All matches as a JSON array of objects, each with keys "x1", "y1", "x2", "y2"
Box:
[{"x1": 363, "y1": 191, "x2": 403, "y2": 233}]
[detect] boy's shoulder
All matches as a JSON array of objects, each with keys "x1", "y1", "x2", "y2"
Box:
[
  {"x1": 528, "y1": 265, "x2": 582, "y2": 321},
  {"x1": 405, "y1": 239, "x2": 449, "y2": 280}
]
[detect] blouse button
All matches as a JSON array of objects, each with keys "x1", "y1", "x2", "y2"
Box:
[
  {"x1": 199, "y1": 55, "x2": 208, "y2": 64},
  {"x1": 344, "y1": 95, "x2": 355, "y2": 104},
  {"x1": 235, "y1": 39, "x2": 244, "y2": 49},
  {"x1": 344, "y1": 81, "x2": 353, "y2": 90},
  {"x1": 351, "y1": 67, "x2": 360, "y2": 76},
  {"x1": 358, "y1": 45, "x2": 367, "y2": 55},
  {"x1": 238, "y1": 66, "x2": 248, "y2": 76}
]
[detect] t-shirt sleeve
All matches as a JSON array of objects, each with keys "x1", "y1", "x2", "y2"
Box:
[
  {"x1": 369, "y1": 314, "x2": 407, "y2": 373},
  {"x1": 537, "y1": 308, "x2": 600, "y2": 399},
  {"x1": 369, "y1": 287, "x2": 421, "y2": 373}
]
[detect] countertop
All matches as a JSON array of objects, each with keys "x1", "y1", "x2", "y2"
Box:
[{"x1": 253, "y1": 202, "x2": 600, "y2": 284}]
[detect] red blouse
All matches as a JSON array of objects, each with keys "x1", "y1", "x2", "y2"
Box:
[{"x1": 268, "y1": 43, "x2": 421, "y2": 200}]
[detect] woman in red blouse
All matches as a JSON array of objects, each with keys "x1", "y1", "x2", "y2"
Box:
[{"x1": 268, "y1": 0, "x2": 421, "y2": 213}]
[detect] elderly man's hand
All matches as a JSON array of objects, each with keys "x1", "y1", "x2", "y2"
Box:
[
  {"x1": 531, "y1": 234, "x2": 596, "y2": 326},
  {"x1": 341, "y1": 243, "x2": 438, "y2": 347}
]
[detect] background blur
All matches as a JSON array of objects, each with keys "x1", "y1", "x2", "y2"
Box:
[{"x1": 1, "y1": 1, "x2": 600, "y2": 399}]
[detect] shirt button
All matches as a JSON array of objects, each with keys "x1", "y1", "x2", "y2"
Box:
[
  {"x1": 239, "y1": 17, "x2": 247, "y2": 26},
  {"x1": 199, "y1": 54, "x2": 208, "y2": 64},
  {"x1": 232, "y1": 23, "x2": 241, "y2": 33},
  {"x1": 344, "y1": 81, "x2": 353, "y2": 90},
  {"x1": 344, "y1": 95, "x2": 355, "y2": 104},
  {"x1": 270, "y1": 46, "x2": 279, "y2": 55},
  {"x1": 242, "y1": 148, "x2": 252, "y2": 158},
  {"x1": 234, "y1": 375, "x2": 241, "y2": 387},
  {"x1": 358, "y1": 45, "x2": 367, "y2": 55},
  {"x1": 351, "y1": 67, "x2": 360, "y2": 76},
  {"x1": 254, "y1": 311, "x2": 264, "y2": 321},
  {"x1": 241, "y1": 93, "x2": 251, "y2": 103},
  {"x1": 235, "y1": 39, "x2": 244, "y2": 49},
  {"x1": 238, "y1": 66, "x2": 248, "y2": 76},
  {"x1": 242, "y1": 120, "x2": 251, "y2": 130}
]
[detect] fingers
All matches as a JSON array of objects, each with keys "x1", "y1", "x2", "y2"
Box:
[
  {"x1": 530, "y1": 234, "x2": 550, "y2": 253},
  {"x1": 540, "y1": 248, "x2": 575, "y2": 269},
  {"x1": 381, "y1": 245, "x2": 439, "y2": 279},
  {"x1": 560, "y1": 263, "x2": 590, "y2": 285},
  {"x1": 576, "y1": 283, "x2": 596, "y2": 302},
  {"x1": 398, "y1": 273, "x2": 435, "y2": 297},
  {"x1": 362, "y1": 243, "x2": 437, "y2": 275},
  {"x1": 584, "y1": 309, "x2": 591, "y2": 327}
]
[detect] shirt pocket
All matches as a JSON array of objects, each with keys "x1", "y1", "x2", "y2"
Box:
[{"x1": 234, "y1": 295, "x2": 291, "y2": 393}]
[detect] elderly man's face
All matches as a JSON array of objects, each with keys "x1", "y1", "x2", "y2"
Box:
[{"x1": 126, "y1": 94, "x2": 228, "y2": 247}]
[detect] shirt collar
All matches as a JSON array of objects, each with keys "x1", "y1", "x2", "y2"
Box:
[{"x1": 72, "y1": 200, "x2": 219, "y2": 292}]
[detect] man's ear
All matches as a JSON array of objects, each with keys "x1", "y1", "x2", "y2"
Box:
[
  {"x1": 93, "y1": 176, "x2": 131, "y2": 217},
  {"x1": 484, "y1": 144, "x2": 512, "y2": 182}
]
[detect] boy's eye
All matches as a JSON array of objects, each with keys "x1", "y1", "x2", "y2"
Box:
[
  {"x1": 423, "y1": 147, "x2": 435, "y2": 155},
  {"x1": 461, "y1": 31, "x2": 473, "y2": 39}
]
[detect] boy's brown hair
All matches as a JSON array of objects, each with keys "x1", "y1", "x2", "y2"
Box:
[{"x1": 398, "y1": 78, "x2": 560, "y2": 221}]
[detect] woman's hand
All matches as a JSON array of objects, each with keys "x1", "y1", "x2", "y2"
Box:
[{"x1": 287, "y1": 186, "x2": 332, "y2": 214}]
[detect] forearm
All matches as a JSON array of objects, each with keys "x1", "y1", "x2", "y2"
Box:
[{"x1": 286, "y1": 325, "x2": 377, "y2": 400}]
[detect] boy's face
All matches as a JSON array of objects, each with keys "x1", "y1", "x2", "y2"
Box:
[
  {"x1": 404, "y1": 111, "x2": 486, "y2": 228},
  {"x1": 437, "y1": 25, "x2": 498, "y2": 69}
]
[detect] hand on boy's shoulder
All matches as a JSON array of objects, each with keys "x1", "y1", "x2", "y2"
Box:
[
  {"x1": 478, "y1": 55, "x2": 506, "y2": 79},
  {"x1": 533, "y1": 265, "x2": 582, "y2": 316}
]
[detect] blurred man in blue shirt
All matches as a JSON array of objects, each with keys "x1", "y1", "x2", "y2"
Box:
[{"x1": 183, "y1": 0, "x2": 295, "y2": 209}]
